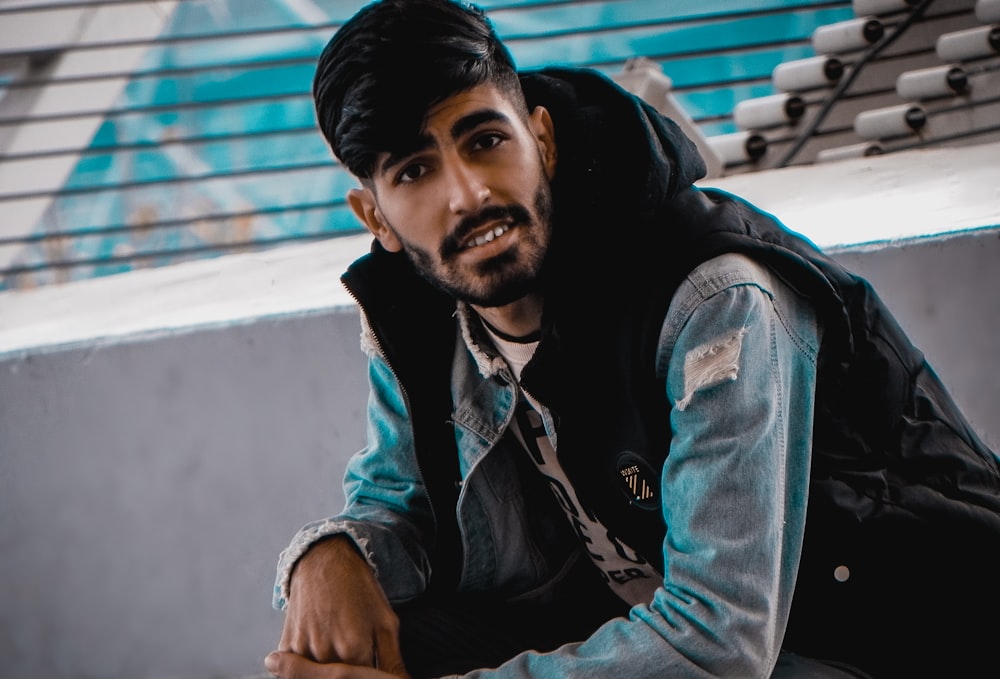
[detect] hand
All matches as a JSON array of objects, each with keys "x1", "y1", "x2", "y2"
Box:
[
  {"x1": 276, "y1": 536, "x2": 408, "y2": 675},
  {"x1": 265, "y1": 650, "x2": 410, "y2": 679}
]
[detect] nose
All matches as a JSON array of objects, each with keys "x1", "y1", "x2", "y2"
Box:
[{"x1": 445, "y1": 157, "x2": 490, "y2": 214}]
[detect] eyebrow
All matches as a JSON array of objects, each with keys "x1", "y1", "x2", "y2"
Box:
[
  {"x1": 377, "y1": 108, "x2": 513, "y2": 178},
  {"x1": 450, "y1": 109, "x2": 511, "y2": 140}
]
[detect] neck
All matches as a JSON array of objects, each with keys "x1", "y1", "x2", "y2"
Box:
[{"x1": 472, "y1": 292, "x2": 543, "y2": 341}]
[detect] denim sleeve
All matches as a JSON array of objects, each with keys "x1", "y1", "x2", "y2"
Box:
[
  {"x1": 272, "y1": 351, "x2": 435, "y2": 610},
  {"x1": 459, "y1": 254, "x2": 820, "y2": 679}
]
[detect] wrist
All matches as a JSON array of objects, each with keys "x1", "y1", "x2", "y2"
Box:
[{"x1": 291, "y1": 534, "x2": 370, "y2": 589}]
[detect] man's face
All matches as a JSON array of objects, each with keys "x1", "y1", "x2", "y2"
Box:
[{"x1": 347, "y1": 83, "x2": 558, "y2": 307}]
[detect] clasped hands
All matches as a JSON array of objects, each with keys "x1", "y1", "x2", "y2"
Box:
[{"x1": 265, "y1": 536, "x2": 412, "y2": 679}]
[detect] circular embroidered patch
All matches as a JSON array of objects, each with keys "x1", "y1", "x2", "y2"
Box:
[{"x1": 616, "y1": 451, "x2": 659, "y2": 511}]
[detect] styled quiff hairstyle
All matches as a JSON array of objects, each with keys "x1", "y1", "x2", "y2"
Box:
[{"x1": 313, "y1": 0, "x2": 525, "y2": 179}]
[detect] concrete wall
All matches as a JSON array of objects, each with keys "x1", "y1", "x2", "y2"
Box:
[
  {"x1": 1, "y1": 227, "x2": 998, "y2": 679},
  {"x1": 0, "y1": 312, "x2": 369, "y2": 679}
]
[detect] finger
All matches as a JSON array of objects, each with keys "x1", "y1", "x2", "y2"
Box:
[
  {"x1": 309, "y1": 636, "x2": 334, "y2": 664},
  {"x1": 328, "y1": 629, "x2": 376, "y2": 666},
  {"x1": 265, "y1": 651, "x2": 341, "y2": 679},
  {"x1": 373, "y1": 629, "x2": 408, "y2": 677},
  {"x1": 280, "y1": 620, "x2": 317, "y2": 659},
  {"x1": 265, "y1": 652, "x2": 403, "y2": 679},
  {"x1": 277, "y1": 618, "x2": 295, "y2": 652}
]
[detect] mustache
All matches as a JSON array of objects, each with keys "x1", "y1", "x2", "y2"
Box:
[{"x1": 441, "y1": 204, "x2": 533, "y2": 257}]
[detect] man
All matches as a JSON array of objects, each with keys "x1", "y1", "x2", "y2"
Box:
[{"x1": 265, "y1": 1, "x2": 1000, "y2": 677}]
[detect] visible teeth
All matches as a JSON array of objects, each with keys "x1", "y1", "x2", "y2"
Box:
[{"x1": 468, "y1": 224, "x2": 509, "y2": 248}]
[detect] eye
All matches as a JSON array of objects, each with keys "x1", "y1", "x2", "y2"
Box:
[
  {"x1": 395, "y1": 162, "x2": 428, "y2": 185},
  {"x1": 472, "y1": 132, "x2": 505, "y2": 151}
]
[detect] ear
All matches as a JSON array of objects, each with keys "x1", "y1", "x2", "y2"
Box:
[
  {"x1": 528, "y1": 105, "x2": 557, "y2": 180},
  {"x1": 347, "y1": 187, "x2": 402, "y2": 252}
]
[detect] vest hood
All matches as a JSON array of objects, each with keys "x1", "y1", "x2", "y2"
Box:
[
  {"x1": 520, "y1": 67, "x2": 707, "y2": 221},
  {"x1": 518, "y1": 67, "x2": 713, "y2": 313}
]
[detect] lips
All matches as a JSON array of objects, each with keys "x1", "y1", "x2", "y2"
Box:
[{"x1": 443, "y1": 204, "x2": 531, "y2": 258}]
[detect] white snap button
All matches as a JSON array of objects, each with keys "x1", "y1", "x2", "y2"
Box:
[{"x1": 834, "y1": 565, "x2": 850, "y2": 582}]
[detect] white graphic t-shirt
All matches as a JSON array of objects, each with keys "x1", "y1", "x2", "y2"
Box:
[{"x1": 487, "y1": 327, "x2": 660, "y2": 606}]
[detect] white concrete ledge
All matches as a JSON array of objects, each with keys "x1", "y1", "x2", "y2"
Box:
[
  {"x1": 702, "y1": 140, "x2": 1000, "y2": 251},
  {"x1": 1, "y1": 141, "x2": 997, "y2": 358},
  {"x1": 0, "y1": 233, "x2": 371, "y2": 358}
]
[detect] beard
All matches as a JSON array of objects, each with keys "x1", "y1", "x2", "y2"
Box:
[{"x1": 392, "y1": 181, "x2": 553, "y2": 308}]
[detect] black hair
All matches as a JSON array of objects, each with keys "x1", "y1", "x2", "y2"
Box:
[{"x1": 313, "y1": 0, "x2": 525, "y2": 179}]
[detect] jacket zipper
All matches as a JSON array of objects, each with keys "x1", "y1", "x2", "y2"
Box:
[{"x1": 343, "y1": 285, "x2": 467, "y2": 588}]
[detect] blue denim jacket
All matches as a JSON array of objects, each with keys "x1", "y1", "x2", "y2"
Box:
[{"x1": 274, "y1": 252, "x2": 821, "y2": 678}]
